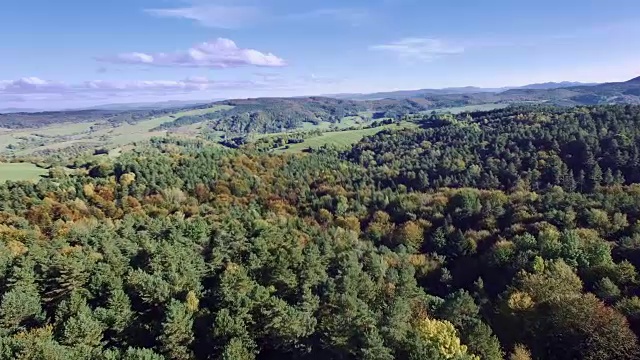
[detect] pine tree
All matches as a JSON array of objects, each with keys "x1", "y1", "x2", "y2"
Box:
[
  {"x1": 614, "y1": 169, "x2": 626, "y2": 185},
  {"x1": 60, "y1": 304, "x2": 104, "y2": 349},
  {"x1": 3, "y1": 325, "x2": 71, "y2": 360},
  {"x1": 360, "y1": 329, "x2": 394, "y2": 360},
  {"x1": 589, "y1": 164, "x2": 603, "y2": 192},
  {"x1": 158, "y1": 300, "x2": 194, "y2": 360},
  {"x1": 95, "y1": 287, "x2": 133, "y2": 341},
  {"x1": 577, "y1": 169, "x2": 586, "y2": 192},
  {"x1": 603, "y1": 168, "x2": 614, "y2": 186},
  {"x1": 221, "y1": 337, "x2": 256, "y2": 360},
  {"x1": 122, "y1": 347, "x2": 165, "y2": 360},
  {"x1": 563, "y1": 170, "x2": 577, "y2": 193},
  {"x1": 0, "y1": 284, "x2": 45, "y2": 333}
]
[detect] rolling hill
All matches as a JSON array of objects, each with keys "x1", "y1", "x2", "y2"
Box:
[
  {"x1": 331, "y1": 81, "x2": 598, "y2": 100},
  {"x1": 342, "y1": 76, "x2": 640, "y2": 110},
  {"x1": 500, "y1": 77, "x2": 640, "y2": 105},
  {"x1": 2, "y1": 76, "x2": 640, "y2": 138}
]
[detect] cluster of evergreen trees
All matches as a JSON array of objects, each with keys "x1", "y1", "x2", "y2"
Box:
[
  {"x1": 0, "y1": 105, "x2": 640, "y2": 359},
  {"x1": 348, "y1": 105, "x2": 640, "y2": 192}
]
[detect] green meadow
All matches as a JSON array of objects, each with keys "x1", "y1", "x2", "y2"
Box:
[
  {"x1": 280, "y1": 122, "x2": 417, "y2": 153},
  {"x1": 0, "y1": 163, "x2": 48, "y2": 183}
]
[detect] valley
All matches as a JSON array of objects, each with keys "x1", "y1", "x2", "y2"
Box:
[
  {"x1": 2, "y1": 76, "x2": 640, "y2": 184},
  {"x1": 3, "y1": 1, "x2": 640, "y2": 358}
]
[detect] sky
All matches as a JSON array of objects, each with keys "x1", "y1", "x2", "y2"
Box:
[{"x1": 1, "y1": 0, "x2": 640, "y2": 109}]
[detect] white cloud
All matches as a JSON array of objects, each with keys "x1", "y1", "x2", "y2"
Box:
[
  {"x1": 0, "y1": 76, "x2": 262, "y2": 96},
  {"x1": 115, "y1": 52, "x2": 155, "y2": 64},
  {"x1": 83, "y1": 79, "x2": 210, "y2": 92},
  {"x1": 0, "y1": 77, "x2": 67, "y2": 93},
  {"x1": 370, "y1": 38, "x2": 464, "y2": 62},
  {"x1": 0, "y1": 72, "x2": 349, "y2": 109},
  {"x1": 145, "y1": 4, "x2": 262, "y2": 29},
  {"x1": 0, "y1": 73, "x2": 339, "y2": 100},
  {"x1": 99, "y1": 38, "x2": 286, "y2": 69}
]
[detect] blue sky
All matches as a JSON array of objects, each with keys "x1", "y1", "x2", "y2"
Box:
[{"x1": 1, "y1": 0, "x2": 639, "y2": 109}]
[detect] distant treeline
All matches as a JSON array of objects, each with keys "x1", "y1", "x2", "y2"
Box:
[
  {"x1": 0, "y1": 108, "x2": 187, "y2": 129},
  {"x1": 5, "y1": 77, "x2": 640, "y2": 133}
]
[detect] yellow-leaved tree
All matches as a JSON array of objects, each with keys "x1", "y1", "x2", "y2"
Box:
[{"x1": 413, "y1": 316, "x2": 480, "y2": 360}]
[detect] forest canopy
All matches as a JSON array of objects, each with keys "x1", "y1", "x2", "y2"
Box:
[{"x1": 0, "y1": 105, "x2": 640, "y2": 359}]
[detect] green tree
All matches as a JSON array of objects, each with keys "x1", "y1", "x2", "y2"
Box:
[
  {"x1": 603, "y1": 168, "x2": 615, "y2": 186},
  {"x1": 359, "y1": 329, "x2": 394, "y2": 360},
  {"x1": 122, "y1": 347, "x2": 166, "y2": 360},
  {"x1": 158, "y1": 300, "x2": 194, "y2": 360},
  {"x1": 0, "y1": 285, "x2": 45, "y2": 334},
  {"x1": 438, "y1": 291, "x2": 502, "y2": 360},
  {"x1": 589, "y1": 164, "x2": 603, "y2": 192},
  {"x1": 60, "y1": 305, "x2": 104, "y2": 350},
  {"x1": 95, "y1": 288, "x2": 134, "y2": 337},
  {"x1": 221, "y1": 337, "x2": 256, "y2": 360},
  {"x1": 594, "y1": 277, "x2": 621, "y2": 303}
]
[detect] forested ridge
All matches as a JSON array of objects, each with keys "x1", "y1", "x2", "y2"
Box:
[
  {"x1": 0, "y1": 108, "x2": 187, "y2": 129},
  {"x1": 1, "y1": 106, "x2": 640, "y2": 359},
  {"x1": 4, "y1": 75, "x2": 640, "y2": 135},
  {"x1": 162, "y1": 77, "x2": 640, "y2": 135},
  {"x1": 347, "y1": 105, "x2": 640, "y2": 191}
]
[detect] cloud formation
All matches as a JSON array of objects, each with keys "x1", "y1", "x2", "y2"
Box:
[
  {"x1": 0, "y1": 77, "x2": 259, "y2": 96},
  {"x1": 0, "y1": 73, "x2": 340, "y2": 104},
  {"x1": 99, "y1": 38, "x2": 286, "y2": 69},
  {"x1": 145, "y1": 5, "x2": 262, "y2": 29},
  {"x1": 370, "y1": 38, "x2": 464, "y2": 62},
  {"x1": 0, "y1": 77, "x2": 67, "y2": 93}
]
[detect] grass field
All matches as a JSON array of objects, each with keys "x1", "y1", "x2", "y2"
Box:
[
  {"x1": 422, "y1": 103, "x2": 508, "y2": 115},
  {"x1": 0, "y1": 163, "x2": 48, "y2": 183},
  {"x1": 257, "y1": 118, "x2": 368, "y2": 140},
  {"x1": 82, "y1": 105, "x2": 234, "y2": 146},
  {"x1": 0, "y1": 132, "x2": 24, "y2": 150},
  {"x1": 1, "y1": 105, "x2": 236, "y2": 155},
  {"x1": 32, "y1": 122, "x2": 98, "y2": 137},
  {"x1": 279, "y1": 122, "x2": 417, "y2": 153},
  {"x1": 300, "y1": 117, "x2": 363, "y2": 130},
  {"x1": 0, "y1": 103, "x2": 502, "y2": 157},
  {"x1": 181, "y1": 105, "x2": 234, "y2": 116},
  {"x1": 0, "y1": 122, "x2": 100, "y2": 150},
  {"x1": 339, "y1": 116, "x2": 366, "y2": 127}
]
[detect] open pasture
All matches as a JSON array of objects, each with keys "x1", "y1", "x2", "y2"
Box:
[{"x1": 0, "y1": 163, "x2": 48, "y2": 183}]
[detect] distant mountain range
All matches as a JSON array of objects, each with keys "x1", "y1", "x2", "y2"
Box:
[
  {"x1": 2, "y1": 77, "x2": 639, "y2": 119},
  {"x1": 174, "y1": 76, "x2": 640, "y2": 133},
  {"x1": 330, "y1": 82, "x2": 599, "y2": 100},
  {"x1": 0, "y1": 99, "x2": 220, "y2": 114},
  {"x1": 494, "y1": 77, "x2": 640, "y2": 106},
  {"x1": 0, "y1": 107, "x2": 42, "y2": 114},
  {"x1": 3, "y1": 76, "x2": 640, "y2": 135},
  {"x1": 81, "y1": 99, "x2": 220, "y2": 111}
]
